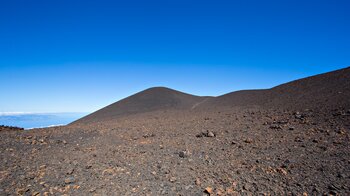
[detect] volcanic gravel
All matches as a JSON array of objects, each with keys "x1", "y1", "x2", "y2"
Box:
[{"x1": 1, "y1": 67, "x2": 349, "y2": 195}]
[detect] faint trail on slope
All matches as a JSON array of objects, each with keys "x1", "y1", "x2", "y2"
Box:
[{"x1": 191, "y1": 98, "x2": 210, "y2": 110}]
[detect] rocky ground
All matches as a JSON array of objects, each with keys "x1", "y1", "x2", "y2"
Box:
[
  {"x1": 0, "y1": 125, "x2": 24, "y2": 132},
  {"x1": 1, "y1": 106, "x2": 349, "y2": 195}
]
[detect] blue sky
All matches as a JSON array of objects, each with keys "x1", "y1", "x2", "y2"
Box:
[{"x1": 0, "y1": 0, "x2": 349, "y2": 113}]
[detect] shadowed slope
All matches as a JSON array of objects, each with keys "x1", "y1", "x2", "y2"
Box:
[
  {"x1": 73, "y1": 67, "x2": 349, "y2": 125},
  {"x1": 73, "y1": 87, "x2": 211, "y2": 124},
  {"x1": 204, "y1": 66, "x2": 350, "y2": 110}
]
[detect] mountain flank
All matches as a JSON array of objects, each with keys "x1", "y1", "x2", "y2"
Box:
[
  {"x1": 1, "y1": 67, "x2": 349, "y2": 195},
  {"x1": 73, "y1": 87, "x2": 211, "y2": 124},
  {"x1": 74, "y1": 67, "x2": 350, "y2": 124}
]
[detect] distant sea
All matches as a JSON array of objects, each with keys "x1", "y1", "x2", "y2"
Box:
[{"x1": 0, "y1": 113, "x2": 88, "y2": 129}]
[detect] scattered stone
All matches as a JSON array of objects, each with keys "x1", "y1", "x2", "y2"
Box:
[
  {"x1": 196, "y1": 130, "x2": 215, "y2": 138},
  {"x1": 85, "y1": 163, "x2": 92, "y2": 169},
  {"x1": 226, "y1": 187, "x2": 235, "y2": 194},
  {"x1": 207, "y1": 131, "x2": 215, "y2": 137},
  {"x1": 204, "y1": 187, "x2": 213, "y2": 194},
  {"x1": 281, "y1": 159, "x2": 291, "y2": 168},
  {"x1": 169, "y1": 177, "x2": 177, "y2": 182},
  {"x1": 243, "y1": 184, "x2": 250, "y2": 190},
  {"x1": 179, "y1": 150, "x2": 190, "y2": 158},
  {"x1": 276, "y1": 168, "x2": 288, "y2": 175},
  {"x1": 185, "y1": 185, "x2": 193, "y2": 190},
  {"x1": 244, "y1": 138, "x2": 253, "y2": 144},
  {"x1": 216, "y1": 188, "x2": 224, "y2": 195},
  {"x1": 336, "y1": 128, "x2": 346, "y2": 134},
  {"x1": 16, "y1": 188, "x2": 29, "y2": 195},
  {"x1": 64, "y1": 177, "x2": 75, "y2": 184},
  {"x1": 270, "y1": 124, "x2": 282, "y2": 129},
  {"x1": 195, "y1": 178, "x2": 201, "y2": 186},
  {"x1": 294, "y1": 112, "x2": 304, "y2": 120},
  {"x1": 294, "y1": 137, "x2": 303, "y2": 142},
  {"x1": 66, "y1": 168, "x2": 74, "y2": 175},
  {"x1": 73, "y1": 185, "x2": 80, "y2": 190},
  {"x1": 179, "y1": 151, "x2": 186, "y2": 158},
  {"x1": 143, "y1": 133, "x2": 155, "y2": 138}
]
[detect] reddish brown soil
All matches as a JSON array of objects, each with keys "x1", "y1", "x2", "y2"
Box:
[{"x1": 0, "y1": 67, "x2": 349, "y2": 195}]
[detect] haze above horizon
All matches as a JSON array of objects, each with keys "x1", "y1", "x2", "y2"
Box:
[{"x1": 1, "y1": 0, "x2": 349, "y2": 113}]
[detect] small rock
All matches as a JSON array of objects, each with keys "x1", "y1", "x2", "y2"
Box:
[
  {"x1": 270, "y1": 125, "x2": 282, "y2": 129},
  {"x1": 196, "y1": 130, "x2": 215, "y2": 138},
  {"x1": 207, "y1": 131, "x2": 215, "y2": 137},
  {"x1": 226, "y1": 187, "x2": 235, "y2": 194},
  {"x1": 216, "y1": 188, "x2": 224, "y2": 195},
  {"x1": 66, "y1": 168, "x2": 74, "y2": 175},
  {"x1": 169, "y1": 177, "x2": 176, "y2": 182},
  {"x1": 179, "y1": 151, "x2": 186, "y2": 158},
  {"x1": 185, "y1": 185, "x2": 193, "y2": 190},
  {"x1": 281, "y1": 159, "x2": 291, "y2": 168},
  {"x1": 244, "y1": 138, "x2": 253, "y2": 143},
  {"x1": 204, "y1": 187, "x2": 213, "y2": 194},
  {"x1": 73, "y1": 185, "x2": 80, "y2": 190},
  {"x1": 294, "y1": 137, "x2": 303, "y2": 142},
  {"x1": 276, "y1": 168, "x2": 287, "y2": 175},
  {"x1": 179, "y1": 150, "x2": 190, "y2": 158},
  {"x1": 294, "y1": 112, "x2": 304, "y2": 119},
  {"x1": 143, "y1": 133, "x2": 155, "y2": 138},
  {"x1": 195, "y1": 178, "x2": 201, "y2": 186},
  {"x1": 64, "y1": 177, "x2": 75, "y2": 184},
  {"x1": 243, "y1": 184, "x2": 250, "y2": 190},
  {"x1": 16, "y1": 188, "x2": 29, "y2": 195}
]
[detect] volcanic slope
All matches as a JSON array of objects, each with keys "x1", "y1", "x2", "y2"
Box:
[
  {"x1": 74, "y1": 87, "x2": 211, "y2": 124},
  {"x1": 1, "y1": 67, "x2": 349, "y2": 195},
  {"x1": 75, "y1": 67, "x2": 350, "y2": 125},
  {"x1": 203, "y1": 66, "x2": 350, "y2": 110}
]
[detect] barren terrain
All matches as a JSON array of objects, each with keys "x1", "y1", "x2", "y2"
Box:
[{"x1": 1, "y1": 67, "x2": 349, "y2": 195}]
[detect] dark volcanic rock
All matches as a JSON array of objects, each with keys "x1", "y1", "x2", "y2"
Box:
[
  {"x1": 1, "y1": 67, "x2": 349, "y2": 195},
  {"x1": 0, "y1": 125, "x2": 24, "y2": 132}
]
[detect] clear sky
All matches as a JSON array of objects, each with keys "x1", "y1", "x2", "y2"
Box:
[{"x1": 0, "y1": 0, "x2": 349, "y2": 113}]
